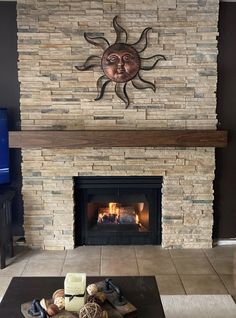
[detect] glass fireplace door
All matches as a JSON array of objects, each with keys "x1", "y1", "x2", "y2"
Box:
[
  {"x1": 74, "y1": 176, "x2": 162, "y2": 245},
  {"x1": 87, "y1": 191, "x2": 150, "y2": 232}
]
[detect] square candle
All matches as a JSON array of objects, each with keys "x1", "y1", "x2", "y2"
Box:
[{"x1": 64, "y1": 273, "x2": 86, "y2": 312}]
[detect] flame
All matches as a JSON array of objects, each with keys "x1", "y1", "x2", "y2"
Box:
[
  {"x1": 136, "y1": 214, "x2": 139, "y2": 224},
  {"x1": 109, "y1": 202, "x2": 117, "y2": 214}
]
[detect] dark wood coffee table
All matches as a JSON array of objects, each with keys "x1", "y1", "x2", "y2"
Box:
[{"x1": 0, "y1": 276, "x2": 165, "y2": 318}]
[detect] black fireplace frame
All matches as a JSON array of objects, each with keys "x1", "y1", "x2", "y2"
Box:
[{"x1": 74, "y1": 176, "x2": 162, "y2": 246}]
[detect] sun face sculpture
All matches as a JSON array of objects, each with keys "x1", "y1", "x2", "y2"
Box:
[{"x1": 76, "y1": 16, "x2": 166, "y2": 108}]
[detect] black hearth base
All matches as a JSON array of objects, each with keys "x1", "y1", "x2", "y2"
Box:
[{"x1": 87, "y1": 230, "x2": 151, "y2": 245}]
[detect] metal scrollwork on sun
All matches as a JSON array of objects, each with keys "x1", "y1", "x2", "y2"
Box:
[{"x1": 75, "y1": 16, "x2": 166, "y2": 108}]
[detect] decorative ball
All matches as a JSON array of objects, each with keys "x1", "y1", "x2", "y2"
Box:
[
  {"x1": 87, "y1": 284, "x2": 98, "y2": 296},
  {"x1": 79, "y1": 302, "x2": 102, "y2": 318},
  {"x1": 54, "y1": 296, "x2": 65, "y2": 310},
  {"x1": 94, "y1": 292, "x2": 106, "y2": 304},
  {"x1": 87, "y1": 295, "x2": 96, "y2": 303},
  {"x1": 52, "y1": 288, "x2": 64, "y2": 300},
  {"x1": 87, "y1": 292, "x2": 107, "y2": 306},
  {"x1": 47, "y1": 304, "x2": 60, "y2": 316}
]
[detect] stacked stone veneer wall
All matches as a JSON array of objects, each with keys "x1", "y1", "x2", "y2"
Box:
[
  {"x1": 17, "y1": 0, "x2": 219, "y2": 249},
  {"x1": 22, "y1": 147, "x2": 215, "y2": 249}
]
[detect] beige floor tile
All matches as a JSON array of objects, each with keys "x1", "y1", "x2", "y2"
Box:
[
  {"x1": 61, "y1": 262, "x2": 100, "y2": 276},
  {"x1": 2, "y1": 246, "x2": 236, "y2": 298},
  {"x1": 62, "y1": 247, "x2": 101, "y2": 276},
  {"x1": 135, "y1": 245, "x2": 170, "y2": 259},
  {"x1": 4, "y1": 253, "x2": 29, "y2": 267},
  {"x1": 28, "y1": 250, "x2": 66, "y2": 261},
  {"x1": 155, "y1": 275, "x2": 185, "y2": 295},
  {"x1": 0, "y1": 245, "x2": 30, "y2": 267},
  {"x1": 173, "y1": 257, "x2": 215, "y2": 275},
  {"x1": 138, "y1": 257, "x2": 177, "y2": 275},
  {"x1": 204, "y1": 246, "x2": 236, "y2": 259},
  {"x1": 0, "y1": 276, "x2": 13, "y2": 298},
  {"x1": 101, "y1": 258, "x2": 139, "y2": 276},
  {"x1": 65, "y1": 254, "x2": 100, "y2": 264},
  {"x1": 102, "y1": 246, "x2": 135, "y2": 259},
  {"x1": 62, "y1": 249, "x2": 101, "y2": 275},
  {"x1": 11, "y1": 246, "x2": 32, "y2": 261},
  {"x1": 170, "y1": 249, "x2": 205, "y2": 259},
  {"x1": 208, "y1": 258, "x2": 234, "y2": 275},
  {"x1": 22, "y1": 260, "x2": 63, "y2": 276},
  {"x1": 180, "y1": 274, "x2": 229, "y2": 295},
  {"x1": 0, "y1": 246, "x2": 31, "y2": 277},
  {"x1": 219, "y1": 275, "x2": 236, "y2": 295},
  {"x1": 66, "y1": 246, "x2": 101, "y2": 260},
  {"x1": 0, "y1": 260, "x2": 27, "y2": 276}
]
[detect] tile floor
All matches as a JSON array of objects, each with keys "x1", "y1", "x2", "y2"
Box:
[{"x1": 0, "y1": 245, "x2": 236, "y2": 300}]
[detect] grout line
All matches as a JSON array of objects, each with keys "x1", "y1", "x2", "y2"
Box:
[
  {"x1": 217, "y1": 274, "x2": 234, "y2": 296},
  {"x1": 19, "y1": 249, "x2": 31, "y2": 277},
  {"x1": 232, "y1": 295, "x2": 236, "y2": 304},
  {"x1": 168, "y1": 250, "x2": 187, "y2": 295},
  {"x1": 203, "y1": 248, "x2": 226, "y2": 276},
  {"x1": 202, "y1": 250, "x2": 219, "y2": 276},
  {"x1": 134, "y1": 246, "x2": 140, "y2": 276},
  {"x1": 100, "y1": 245, "x2": 106, "y2": 276},
  {"x1": 203, "y1": 249, "x2": 231, "y2": 295},
  {"x1": 60, "y1": 249, "x2": 68, "y2": 277},
  {"x1": 99, "y1": 246, "x2": 102, "y2": 276}
]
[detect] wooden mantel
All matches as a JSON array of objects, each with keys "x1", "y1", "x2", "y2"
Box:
[{"x1": 9, "y1": 130, "x2": 227, "y2": 148}]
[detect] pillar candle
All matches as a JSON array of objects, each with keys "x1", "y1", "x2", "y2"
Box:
[{"x1": 64, "y1": 273, "x2": 86, "y2": 312}]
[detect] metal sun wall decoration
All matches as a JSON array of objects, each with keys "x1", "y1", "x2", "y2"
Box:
[{"x1": 76, "y1": 16, "x2": 166, "y2": 108}]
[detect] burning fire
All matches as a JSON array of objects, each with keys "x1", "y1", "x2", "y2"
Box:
[
  {"x1": 97, "y1": 202, "x2": 141, "y2": 225},
  {"x1": 109, "y1": 202, "x2": 119, "y2": 214},
  {"x1": 135, "y1": 214, "x2": 139, "y2": 224}
]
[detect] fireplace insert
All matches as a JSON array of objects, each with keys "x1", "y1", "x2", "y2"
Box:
[{"x1": 74, "y1": 176, "x2": 162, "y2": 245}]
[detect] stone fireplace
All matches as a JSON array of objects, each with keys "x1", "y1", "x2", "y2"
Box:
[{"x1": 17, "y1": 0, "x2": 220, "y2": 249}]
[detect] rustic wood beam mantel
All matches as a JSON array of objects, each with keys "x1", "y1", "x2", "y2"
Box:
[{"x1": 8, "y1": 130, "x2": 227, "y2": 148}]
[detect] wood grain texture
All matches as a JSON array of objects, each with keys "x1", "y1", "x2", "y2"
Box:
[{"x1": 9, "y1": 130, "x2": 228, "y2": 148}]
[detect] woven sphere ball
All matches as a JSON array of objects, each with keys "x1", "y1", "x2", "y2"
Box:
[
  {"x1": 87, "y1": 292, "x2": 106, "y2": 306},
  {"x1": 79, "y1": 302, "x2": 102, "y2": 318},
  {"x1": 87, "y1": 284, "x2": 98, "y2": 296},
  {"x1": 87, "y1": 295, "x2": 97, "y2": 304}
]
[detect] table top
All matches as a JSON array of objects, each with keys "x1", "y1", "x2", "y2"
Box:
[{"x1": 0, "y1": 276, "x2": 165, "y2": 318}]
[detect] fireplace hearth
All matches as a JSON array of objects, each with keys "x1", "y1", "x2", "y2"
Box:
[{"x1": 74, "y1": 176, "x2": 162, "y2": 245}]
